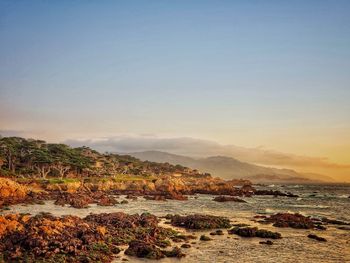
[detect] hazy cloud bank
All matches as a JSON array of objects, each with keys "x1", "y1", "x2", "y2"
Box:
[{"x1": 64, "y1": 136, "x2": 350, "y2": 171}]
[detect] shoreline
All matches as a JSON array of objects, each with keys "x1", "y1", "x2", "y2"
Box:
[{"x1": 1, "y1": 179, "x2": 349, "y2": 262}]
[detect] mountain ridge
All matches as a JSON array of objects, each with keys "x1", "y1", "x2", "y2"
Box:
[{"x1": 129, "y1": 150, "x2": 334, "y2": 183}]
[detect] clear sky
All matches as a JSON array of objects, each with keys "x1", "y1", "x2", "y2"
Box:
[{"x1": 1, "y1": 1, "x2": 350, "y2": 179}]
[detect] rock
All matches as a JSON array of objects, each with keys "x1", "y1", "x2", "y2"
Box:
[
  {"x1": 171, "y1": 237, "x2": 184, "y2": 243},
  {"x1": 125, "y1": 241, "x2": 185, "y2": 259},
  {"x1": 213, "y1": 196, "x2": 246, "y2": 203},
  {"x1": 0, "y1": 212, "x2": 181, "y2": 262},
  {"x1": 315, "y1": 224, "x2": 327, "y2": 230},
  {"x1": 0, "y1": 213, "x2": 117, "y2": 261},
  {"x1": 308, "y1": 234, "x2": 327, "y2": 242},
  {"x1": 126, "y1": 194, "x2": 138, "y2": 200},
  {"x1": 171, "y1": 234, "x2": 196, "y2": 242},
  {"x1": 259, "y1": 240, "x2": 273, "y2": 245},
  {"x1": 0, "y1": 178, "x2": 28, "y2": 207},
  {"x1": 121, "y1": 200, "x2": 129, "y2": 204},
  {"x1": 228, "y1": 227, "x2": 281, "y2": 239},
  {"x1": 85, "y1": 212, "x2": 159, "y2": 228},
  {"x1": 144, "y1": 195, "x2": 167, "y2": 201},
  {"x1": 338, "y1": 226, "x2": 350, "y2": 231},
  {"x1": 169, "y1": 214, "x2": 231, "y2": 229},
  {"x1": 60, "y1": 193, "x2": 91, "y2": 208},
  {"x1": 322, "y1": 218, "x2": 350, "y2": 226},
  {"x1": 262, "y1": 213, "x2": 316, "y2": 229},
  {"x1": 210, "y1": 230, "x2": 224, "y2": 235},
  {"x1": 125, "y1": 241, "x2": 164, "y2": 259},
  {"x1": 216, "y1": 229, "x2": 224, "y2": 235},
  {"x1": 200, "y1": 235, "x2": 212, "y2": 241},
  {"x1": 70, "y1": 196, "x2": 90, "y2": 208},
  {"x1": 162, "y1": 247, "x2": 185, "y2": 258},
  {"x1": 254, "y1": 190, "x2": 298, "y2": 198},
  {"x1": 54, "y1": 192, "x2": 92, "y2": 208},
  {"x1": 97, "y1": 195, "x2": 118, "y2": 206},
  {"x1": 232, "y1": 223, "x2": 250, "y2": 227},
  {"x1": 181, "y1": 244, "x2": 191, "y2": 248}
]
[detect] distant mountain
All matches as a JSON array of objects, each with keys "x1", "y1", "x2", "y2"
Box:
[{"x1": 130, "y1": 151, "x2": 334, "y2": 183}]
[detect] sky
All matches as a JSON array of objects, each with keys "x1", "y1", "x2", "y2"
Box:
[{"x1": 1, "y1": 1, "x2": 350, "y2": 180}]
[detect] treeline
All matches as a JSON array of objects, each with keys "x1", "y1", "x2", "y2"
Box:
[{"x1": 0, "y1": 136, "x2": 203, "y2": 179}]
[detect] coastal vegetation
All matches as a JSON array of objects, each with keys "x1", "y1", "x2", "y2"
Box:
[{"x1": 0, "y1": 136, "x2": 203, "y2": 180}]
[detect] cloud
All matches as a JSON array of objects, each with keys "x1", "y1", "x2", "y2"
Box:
[
  {"x1": 0, "y1": 129, "x2": 28, "y2": 138},
  {"x1": 64, "y1": 135, "x2": 350, "y2": 170}
]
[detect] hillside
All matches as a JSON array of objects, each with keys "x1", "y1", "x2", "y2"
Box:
[
  {"x1": 0, "y1": 137, "x2": 333, "y2": 183},
  {"x1": 130, "y1": 151, "x2": 334, "y2": 183},
  {"x1": 0, "y1": 137, "x2": 206, "y2": 179}
]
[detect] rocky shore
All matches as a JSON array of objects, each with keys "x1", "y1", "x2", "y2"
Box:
[
  {"x1": 0, "y1": 212, "x2": 187, "y2": 262},
  {"x1": 0, "y1": 175, "x2": 302, "y2": 211},
  {"x1": 1, "y1": 189, "x2": 350, "y2": 262},
  {"x1": 0, "y1": 212, "x2": 271, "y2": 262},
  {"x1": 2, "y1": 175, "x2": 345, "y2": 262}
]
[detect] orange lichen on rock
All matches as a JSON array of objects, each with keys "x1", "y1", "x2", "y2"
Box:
[
  {"x1": 37, "y1": 216, "x2": 90, "y2": 236},
  {"x1": 0, "y1": 214, "x2": 25, "y2": 238},
  {"x1": 97, "y1": 226, "x2": 107, "y2": 236},
  {"x1": 0, "y1": 178, "x2": 28, "y2": 205}
]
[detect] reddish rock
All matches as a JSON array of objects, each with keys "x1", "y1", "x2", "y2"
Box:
[
  {"x1": 210, "y1": 230, "x2": 224, "y2": 235},
  {"x1": 228, "y1": 227, "x2": 281, "y2": 239},
  {"x1": 97, "y1": 195, "x2": 118, "y2": 206},
  {"x1": 54, "y1": 192, "x2": 92, "y2": 208},
  {"x1": 254, "y1": 190, "x2": 298, "y2": 198},
  {"x1": 321, "y1": 218, "x2": 350, "y2": 226},
  {"x1": 213, "y1": 196, "x2": 246, "y2": 203},
  {"x1": 125, "y1": 241, "x2": 164, "y2": 259},
  {"x1": 308, "y1": 234, "x2": 327, "y2": 242},
  {"x1": 260, "y1": 240, "x2": 273, "y2": 245},
  {"x1": 170, "y1": 214, "x2": 231, "y2": 229},
  {"x1": 262, "y1": 213, "x2": 315, "y2": 229},
  {"x1": 124, "y1": 241, "x2": 185, "y2": 259},
  {"x1": 200, "y1": 235, "x2": 212, "y2": 241},
  {"x1": 181, "y1": 243, "x2": 191, "y2": 248},
  {"x1": 0, "y1": 178, "x2": 28, "y2": 207},
  {"x1": 144, "y1": 195, "x2": 167, "y2": 201},
  {"x1": 0, "y1": 212, "x2": 182, "y2": 262},
  {"x1": 162, "y1": 247, "x2": 186, "y2": 258}
]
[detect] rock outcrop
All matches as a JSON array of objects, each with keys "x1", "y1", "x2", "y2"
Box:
[
  {"x1": 213, "y1": 196, "x2": 246, "y2": 203},
  {"x1": 168, "y1": 214, "x2": 231, "y2": 229},
  {"x1": 0, "y1": 178, "x2": 28, "y2": 208},
  {"x1": 260, "y1": 213, "x2": 322, "y2": 229},
  {"x1": 307, "y1": 234, "x2": 327, "y2": 242},
  {"x1": 0, "y1": 212, "x2": 183, "y2": 262},
  {"x1": 228, "y1": 227, "x2": 281, "y2": 239}
]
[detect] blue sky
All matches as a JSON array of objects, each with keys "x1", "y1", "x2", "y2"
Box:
[{"x1": 1, "y1": 1, "x2": 350, "y2": 170}]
